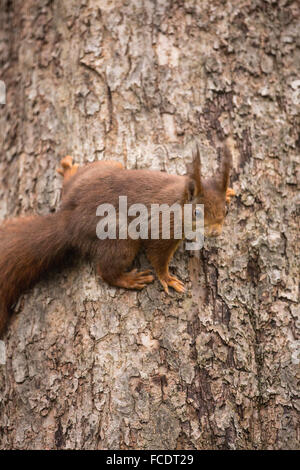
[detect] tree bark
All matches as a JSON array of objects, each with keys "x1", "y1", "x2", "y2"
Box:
[{"x1": 0, "y1": 0, "x2": 299, "y2": 450}]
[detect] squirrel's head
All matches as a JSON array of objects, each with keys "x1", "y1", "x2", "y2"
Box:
[{"x1": 186, "y1": 141, "x2": 234, "y2": 238}]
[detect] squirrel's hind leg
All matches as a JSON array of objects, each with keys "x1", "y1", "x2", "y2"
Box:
[
  {"x1": 97, "y1": 240, "x2": 154, "y2": 290},
  {"x1": 145, "y1": 240, "x2": 185, "y2": 294},
  {"x1": 57, "y1": 156, "x2": 79, "y2": 183}
]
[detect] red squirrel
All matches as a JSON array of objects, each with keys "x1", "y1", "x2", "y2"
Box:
[{"x1": 0, "y1": 142, "x2": 235, "y2": 335}]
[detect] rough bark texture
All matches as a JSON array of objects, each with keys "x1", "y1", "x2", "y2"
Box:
[{"x1": 0, "y1": 0, "x2": 299, "y2": 450}]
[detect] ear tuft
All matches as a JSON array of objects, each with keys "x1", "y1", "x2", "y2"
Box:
[
  {"x1": 187, "y1": 142, "x2": 202, "y2": 195},
  {"x1": 218, "y1": 141, "x2": 232, "y2": 192}
]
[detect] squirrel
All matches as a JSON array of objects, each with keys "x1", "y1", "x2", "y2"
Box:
[{"x1": 0, "y1": 141, "x2": 235, "y2": 336}]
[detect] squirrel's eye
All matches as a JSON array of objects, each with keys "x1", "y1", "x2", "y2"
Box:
[{"x1": 194, "y1": 208, "x2": 203, "y2": 218}]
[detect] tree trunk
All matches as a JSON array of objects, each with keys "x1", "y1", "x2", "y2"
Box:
[{"x1": 0, "y1": 0, "x2": 299, "y2": 450}]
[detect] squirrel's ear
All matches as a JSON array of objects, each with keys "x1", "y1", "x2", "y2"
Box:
[
  {"x1": 187, "y1": 143, "x2": 202, "y2": 197},
  {"x1": 217, "y1": 142, "x2": 232, "y2": 193}
]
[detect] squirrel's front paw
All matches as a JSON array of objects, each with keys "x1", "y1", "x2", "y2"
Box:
[
  {"x1": 159, "y1": 274, "x2": 185, "y2": 294},
  {"x1": 226, "y1": 187, "x2": 236, "y2": 204}
]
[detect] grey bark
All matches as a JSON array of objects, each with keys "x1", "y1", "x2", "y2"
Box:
[{"x1": 0, "y1": 0, "x2": 299, "y2": 450}]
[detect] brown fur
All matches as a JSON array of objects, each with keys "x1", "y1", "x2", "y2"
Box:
[{"x1": 0, "y1": 144, "x2": 235, "y2": 335}]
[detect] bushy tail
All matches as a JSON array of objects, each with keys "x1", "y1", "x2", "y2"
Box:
[{"x1": 0, "y1": 212, "x2": 69, "y2": 335}]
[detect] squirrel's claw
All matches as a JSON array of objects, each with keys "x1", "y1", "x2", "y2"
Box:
[
  {"x1": 134, "y1": 270, "x2": 155, "y2": 289},
  {"x1": 114, "y1": 269, "x2": 154, "y2": 290},
  {"x1": 160, "y1": 280, "x2": 169, "y2": 294},
  {"x1": 159, "y1": 274, "x2": 185, "y2": 294},
  {"x1": 169, "y1": 275, "x2": 185, "y2": 293}
]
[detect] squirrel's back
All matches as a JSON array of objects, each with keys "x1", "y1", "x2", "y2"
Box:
[{"x1": 61, "y1": 166, "x2": 188, "y2": 211}]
